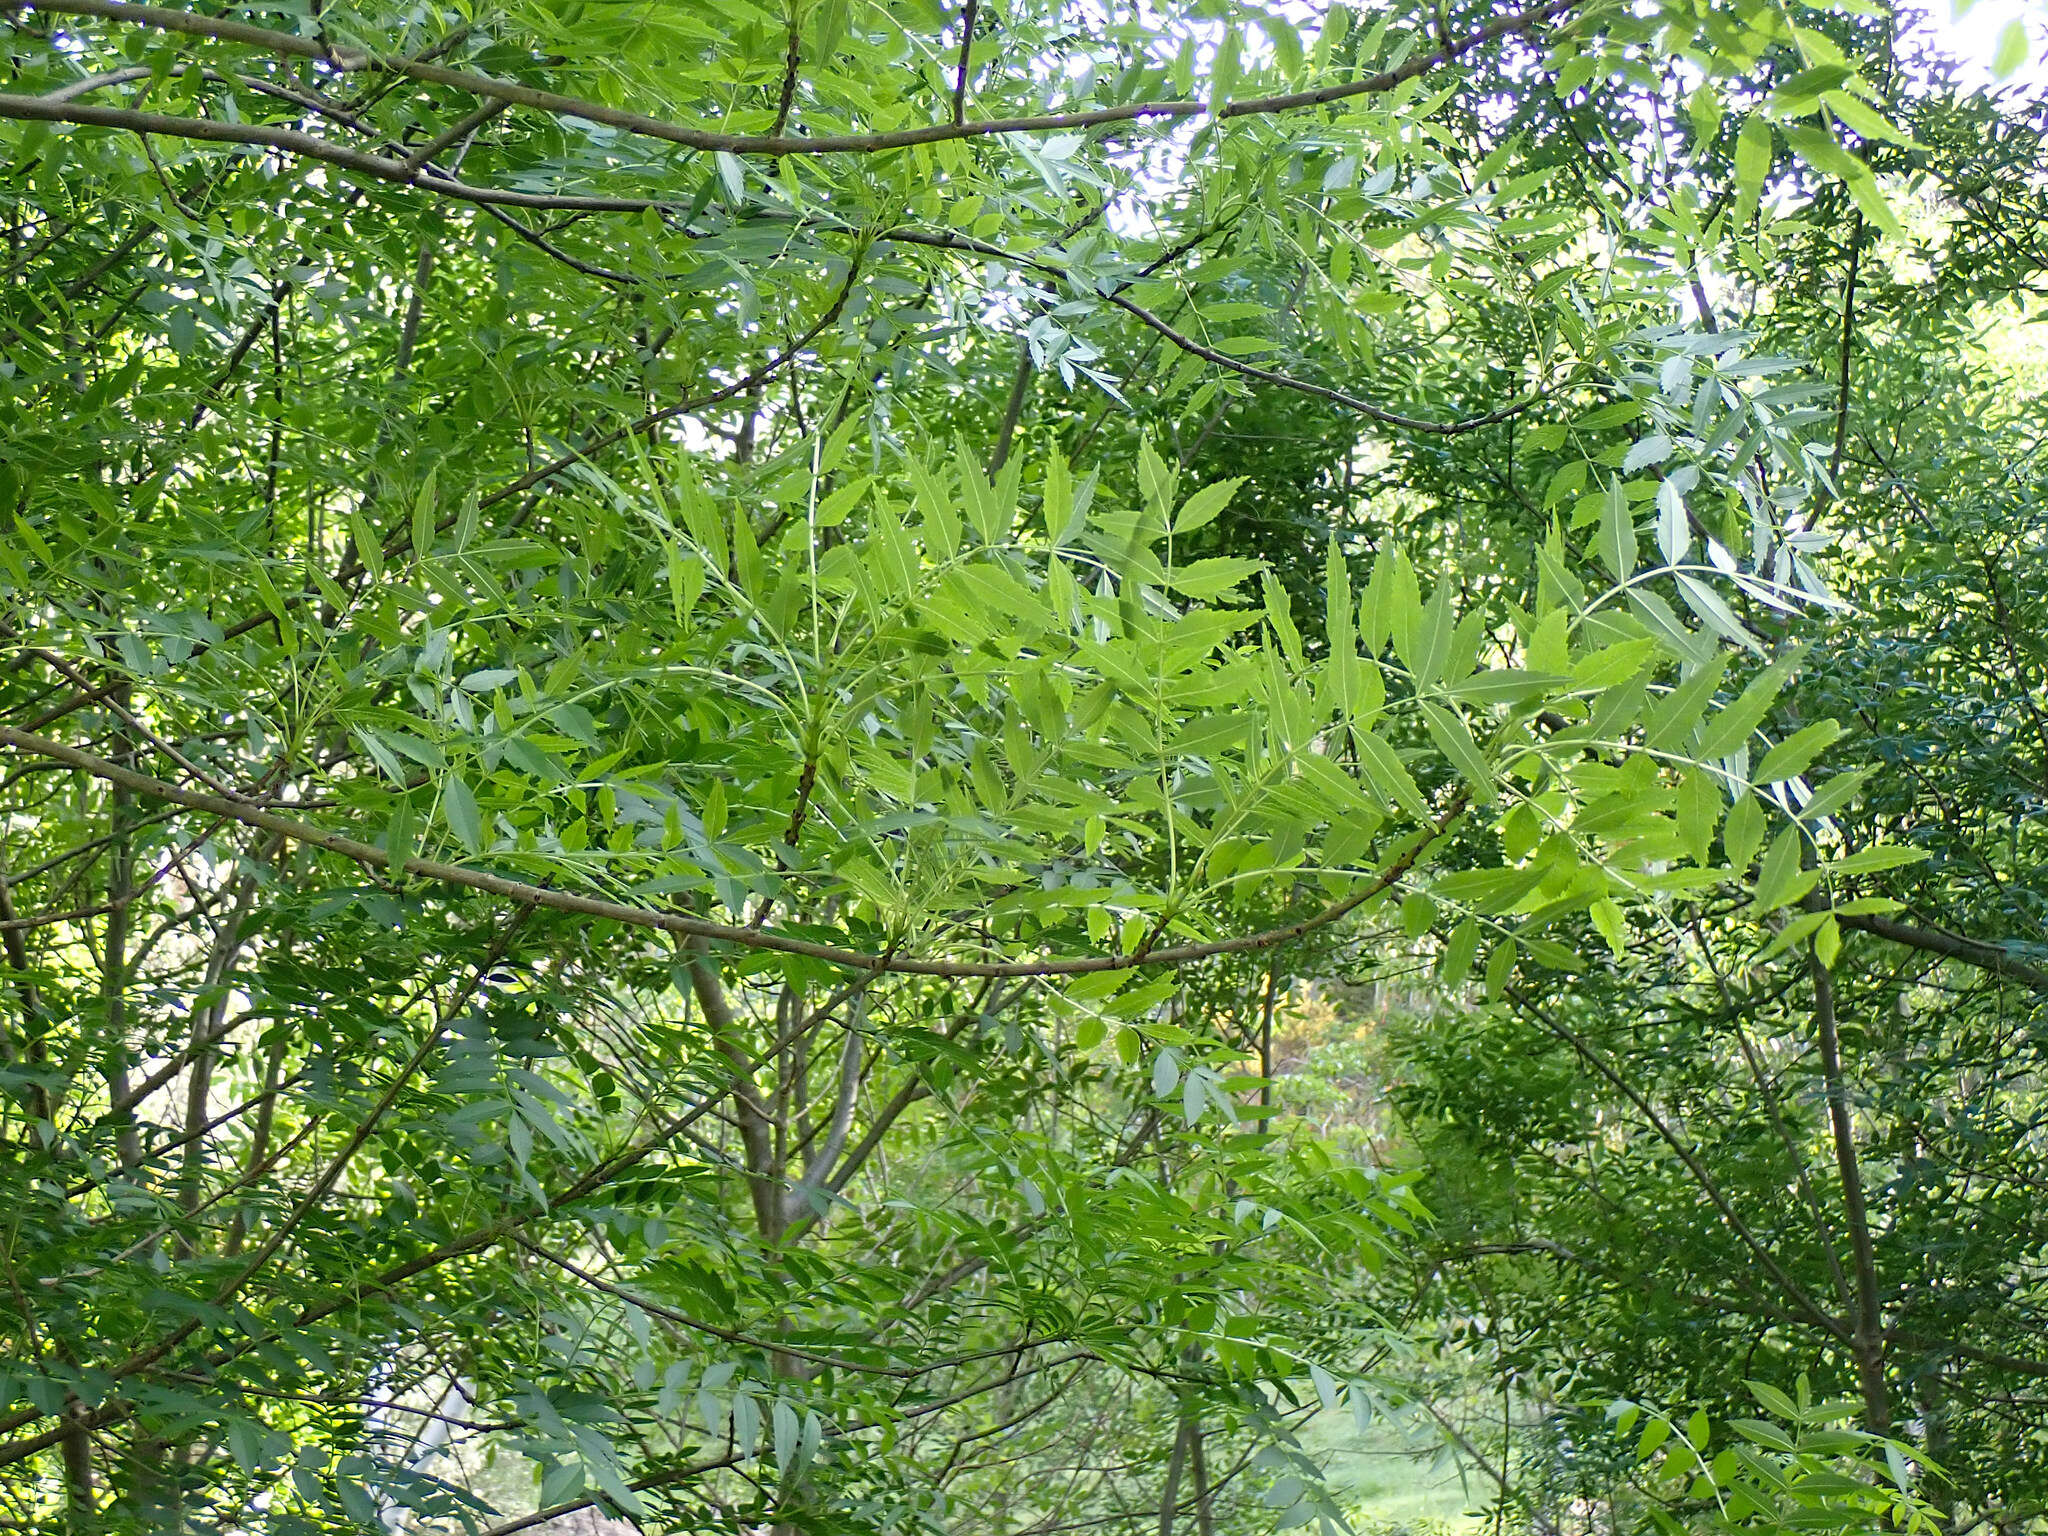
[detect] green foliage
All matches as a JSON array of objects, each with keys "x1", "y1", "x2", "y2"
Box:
[
  {"x1": 0, "y1": 0, "x2": 2011, "y2": 1531},
  {"x1": 1613, "y1": 1383, "x2": 1941, "y2": 1536}
]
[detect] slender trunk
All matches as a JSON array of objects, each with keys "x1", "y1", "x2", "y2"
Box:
[
  {"x1": 1731, "y1": 1019, "x2": 1854, "y2": 1317},
  {"x1": 1156, "y1": 1413, "x2": 1193, "y2": 1536},
  {"x1": 986, "y1": 338, "x2": 1035, "y2": 476},
  {"x1": 0, "y1": 843, "x2": 54, "y2": 1139},
  {"x1": 395, "y1": 243, "x2": 433, "y2": 379},
  {"x1": 687, "y1": 943, "x2": 783, "y2": 1244},
  {"x1": 226, "y1": 1036, "x2": 287, "y2": 1258},
  {"x1": 1810, "y1": 947, "x2": 1889, "y2": 1431},
  {"x1": 94, "y1": 713, "x2": 165, "y2": 1536},
  {"x1": 170, "y1": 1047, "x2": 216, "y2": 1262},
  {"x1": 174, "y1": 876, "x2": 259, "y2": 1258},
  {"x1": 687, "y1": 930, "x2": 804, "y2": 1531},
  {"x1": 1257, "y1": 961, "x2": 1278, "y2": 1124},
  {"x1": 734, "y1": 386, "x2": 760, "y2": 466},
  {"x1": 103, "y1": 709, "x2": 143, "y2": 1170},
  {"x1": 1828, "y1": 211, "x2": 1863, "y2": 490},
  {"x1": 60, "y1": 1401, "x2": 93, "y2": 1524}
]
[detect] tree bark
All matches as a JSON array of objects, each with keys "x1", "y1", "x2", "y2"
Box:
[{"x1": 1810, "y1": 947, "x2": 1889, "y2": 1432}]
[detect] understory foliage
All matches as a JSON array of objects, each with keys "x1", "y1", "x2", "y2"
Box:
[{"x1": 0, "y1": 0, "x2": 2038, "y2": 1533}]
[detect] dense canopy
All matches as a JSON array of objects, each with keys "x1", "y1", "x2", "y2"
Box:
[{"x1": 2, "y1": 0, "x2": 2045, "y2": 1533}]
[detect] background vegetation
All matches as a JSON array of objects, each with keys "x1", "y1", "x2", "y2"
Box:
[{"x1": 1, "y1": 0, "x2": 2043, "y2": 1532}]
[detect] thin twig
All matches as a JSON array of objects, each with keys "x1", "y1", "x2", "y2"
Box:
[{"x1": 952, "y1": 0, "x2": 980, "y2": 125}]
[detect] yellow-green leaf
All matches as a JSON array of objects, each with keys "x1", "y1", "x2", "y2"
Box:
[
  {"x1": 1734, "y1": 114, "x2": 1773, "y2": 226},
  {"x1": 1755, "y1": 719, "x2": 1843, "y2": 783},
  {"x1": 1993, "y1": 17, "x2": 2029, "y2": 79}
]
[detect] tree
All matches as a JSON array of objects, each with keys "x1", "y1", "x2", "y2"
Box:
[
  {"x1": 1363, "y1": 17, "x2": 2048, "y2": 1531},
  {"x1": 0, "y1": 0, "x2": 1966, "y2": 1531}
]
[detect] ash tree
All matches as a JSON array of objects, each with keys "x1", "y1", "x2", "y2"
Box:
[{"x1": 0, "y1": 0, "x2": 1961, "y2": 1532}]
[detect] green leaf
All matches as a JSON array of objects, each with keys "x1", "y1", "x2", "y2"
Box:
[
  {"x1": 383, "y1": 732, "x2": 445, "y2": 770},
  {"x1": 1752, "y1": 826, "x2": 1817, "y2": 911},
  {"x1": 1325, "y1": 539, "x2": 1354, "y2": 662},
  {"x1": 1647, "y1": 654, "x2": 1730, "y2": 754},
  {"x1": 1405, "y1": 579, "x2": 1457, "y2": 687},
  {"x1": 1590, "y1": 897, "x2": 1627, "y2": 958},
  {"x1": 1621, "y1": 436, "x2": 1672, "y2": 475},
  {"x1": 1687, "y1": 81, "x2": 1722, "y2": 150},
  {"x1": 1771, "y1": 62, "x2": 1853, "y2": 111},
  {"x1": 1136, "y1": 438, "x2": 1177, "y2": 520},
  {"x1": 1784, "y1": 126, "x2": 1902, "y2": 237},
  {"x1": 348, "y1": 509, "x2": 386, "y2": 582},
  {"x1": 1257, "y1": 11, "x2": 1304, "y2": 78},
  {"x1": 1679, "y1": 768, "x2": 1721, "y2": 866},
  {"x1": 1355, "y1": 730, "x2": 1429, "y2": 820},
  {"x1": 1676, "y1": 574, "x2": 1762, "y2": 655},
  {"x1": 715, "y1": 150, "x2": 746, "y2": 202},
  {"x1": 1655, "y1": 480, "x2": 1689, "y2": 565},
  {"x1": 1748, "y1": 1381, "x2": 1800, "y2": 1422},
  {"x1": 411, "y1": 465, "x2": 438, "y2": 564},
  {"x1": 1174, "y1": 477, "x2": 1245, "y2": 535},
  {"x1": 1419, "y1": 701, "x2": 1496, "y2": 804},
  {"x1": 773, "y1": 1397, "x2": 800, "y2": 1469},
  {"x1": 1263, "y1": 572, "x2": 1305, "y2": 670},
  {"x1": 1734, "y1": 114, "x2": 1773, "y2": 225},
  {"x1": 1484, "y1": 939, "x2": 1517, "y2": 1001},
  {"x1": 1597, "y1": 478, "x2": 1636, "y2": 580},
  {"x1": 1209, "y1": 22, "x2": 1242, "y2": 111},
  {"x1": 1796, "y1": 768, "x2": 1873, "y2": 824},
  {"x1": 1754, "y1": 720, "x2": 1843, "y2": 783},
  {"x1": 1400, "y1": 891, "x2": 1435, "y2": 938},
  {"x1": 1368, "y1": 546, "x2": 1420, "y2": 660},
  {"x1": 1447, "y1": 669, "x2": 1569, "y2": 705},
  {"x1": 1822, "y1": 844, "x2": 1930, "y2": 876},
  {"x1": 1440, "y1": 919, "x2": 1481, "y2": 985},
  {"x1": 1696, "y1": 657, "x2": 1793, "y2": 762},
  {"x1": 385, "y1": 797, "x2": 417, "y2": 875},
  {"x1": 1545, "y1": 459, "x2": 1589, "y2": 509},
  {"x1": 1993, "y1": 17, "x2": 2029, "y2": 78},
  {"x1": 443, "y1": 774, "x2": 484, "y2": 855},
  {"x1": 1822, "y1": 91, "x2": 1918, "y2": 146},
  {"x1": 1724, "y1": 791, "x2": 1766, "y2": 873},
  {"x1": 1166, "y1": 556, "x2": 1263, "y2": 599}
]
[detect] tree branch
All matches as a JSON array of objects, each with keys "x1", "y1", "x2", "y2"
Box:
[
  {"x1": 877, "y1": 226, "x2": 1538, "y2": 435},
  {"x1": 477, "y1": 261, "x2": 862, "y2": 506},
  {"x1": 0, "y1": 911, "x2": 530, "y2": 1462},
  {"x1": 1829, "y1": 209, "x2": 1864, "y2": 488},
  {"x1": 17, "y1": 0, "x2": 1582, "y2": 158},
  {"x1": 687, "y1": 937, "x2": 785, "y2": 1241},
  {"x1": 1102, "y1": 291, "x2": 1539, "y2": 436},
  {"x1": 1506, "y1": 986, "x2": 1850, "y2": 1344},
  {"x1": 0, "y1": 961, "x2": 858, "y2": 1463},
  {"x1": 783, "y1": 1016, "x2": 862, "y2": 1225},
  {"x1": 986, "y1": 333, "x2": 1035, "y2": 474},
  {"x1": 0, "y1": 724, "x2": 1464, "y2": 979},
  {"x1": 0, "y1": 92, "x2": 661, "y2": 210},
  {"x1": 1837, "y1": 911, "x2": 2048, "y2": 991}
]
